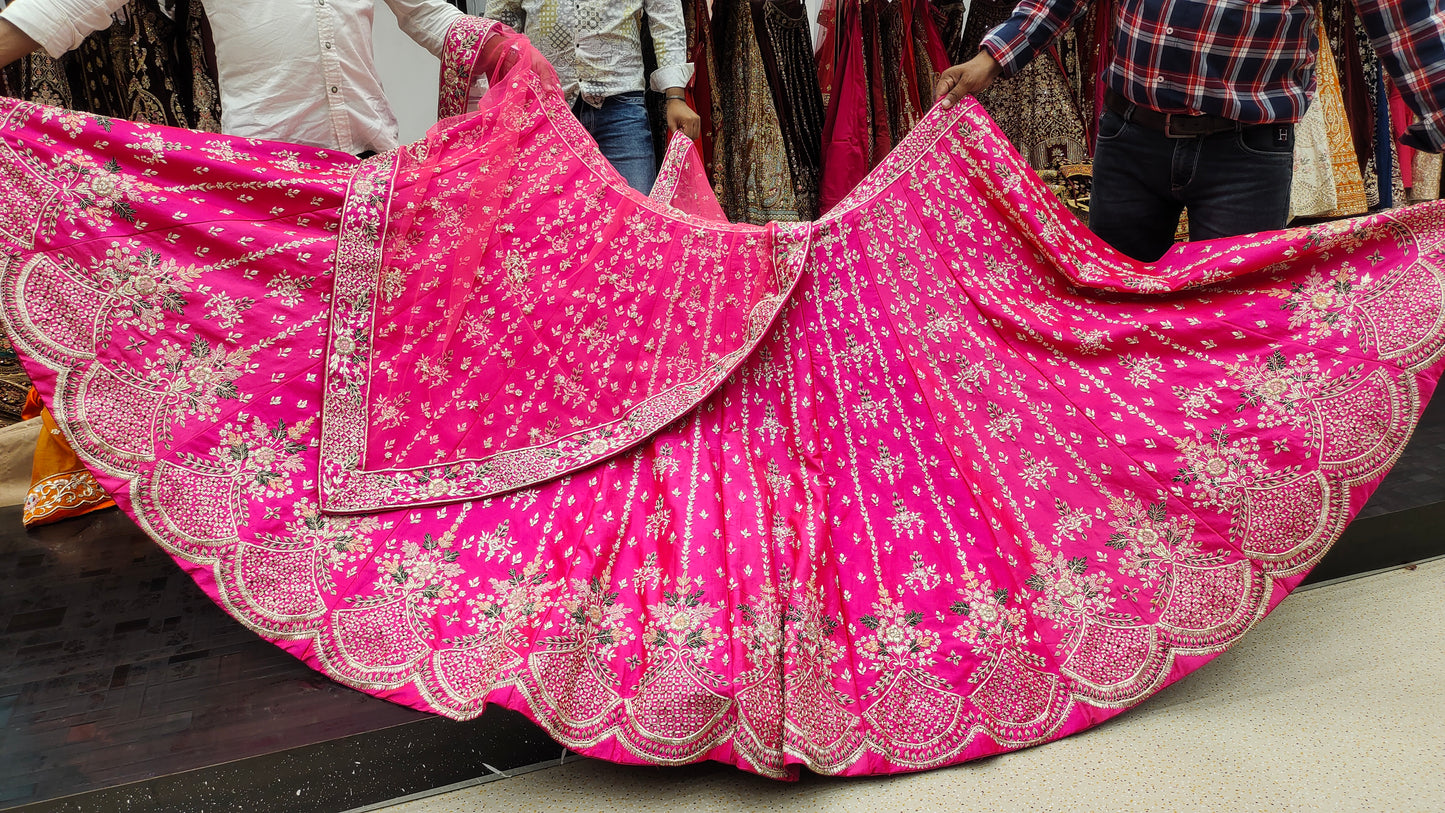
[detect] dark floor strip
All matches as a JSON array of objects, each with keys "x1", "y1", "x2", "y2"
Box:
[{"x1": 6, "y1": 710, "x2": 562, "y2": 813}]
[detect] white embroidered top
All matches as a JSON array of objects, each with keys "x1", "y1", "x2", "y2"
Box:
[{"x1": 483, "y1": 0, "x2": 693, "y2": 107}]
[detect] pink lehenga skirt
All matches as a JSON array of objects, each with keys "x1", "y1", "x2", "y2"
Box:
[{"x1": 0, "y1": 18, "x2": 1442, "y2": 778}]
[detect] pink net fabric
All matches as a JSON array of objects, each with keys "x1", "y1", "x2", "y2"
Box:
[
  {"x1": 651, "y1": 131, "x2": 730, "y2": 223},
  {"x1": 322, "y1": 23, "x2": 787, "y2": 511},
  {"x1": 0, "y1": 16, "x2": 1442, "y2": 778}
]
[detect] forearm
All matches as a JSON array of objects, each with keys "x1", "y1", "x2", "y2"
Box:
[
  {"x1": 0, "y1": 0, "x2": 128, "y2": 59},
  {"x1": 0, "y1": 19, "x2": 39, "y2": 69},
  {"x1": 978, "y1": 0, "x2": 1091, "y2": 78},
  {"x1": 1352, "y1": 0, "x2": 1445, "y2": 151},
  {"x1": 643, "y1": 0, "x2": 694, "y2": 92},
  {"x1": 382, "y1": 0, "x2": 466, "y2": 58}
]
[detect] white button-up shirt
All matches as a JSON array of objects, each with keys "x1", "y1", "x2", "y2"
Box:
[
  {"x1": 2, "y1": 0, "x2": 464, "y2": 153},
  {"x1": 484, "y1": 0, "x2": 692, "y2": 108}
]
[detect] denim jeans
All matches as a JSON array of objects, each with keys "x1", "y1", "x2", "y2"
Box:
[
  {"x1": 1089, "y1": 108, "x2": 1295, "y2": 262},
  {"x1": 573, "y1": 91, "x2": 657, "y2": 194}
]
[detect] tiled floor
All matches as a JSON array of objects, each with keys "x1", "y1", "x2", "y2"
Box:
[{"x1": 375, "y1": 559, "x2": 1445, "y2": 813}]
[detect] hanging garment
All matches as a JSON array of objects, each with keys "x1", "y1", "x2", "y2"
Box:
[
  {"x1": 682, "y1": 0, "x2": 718, "y2": 178},
  {"x1": 1, "y1": 1, "x2": 219, "y2": 127},
  {"x1": 20, "y1": 389, "x2": 114, "y2": 525},
  {"x1": 753, "y1": 0, "x2": 828, "y2": 222},
  {"x1": 1081, "y1": 0, "x2": 1117, "y2": 148},
  {"x1": 1313, "y1": 25, "x2": 1369, "y2": 219},
  {"x1": 1387, "y1": 81, "x2": 1440, "y2": 204},
  {"x1": 819, "y1": 0, "x2": 946, "y2": 212},
  {"x1": 1323, "y1": 1, "x2": 1382, "y2": 209},
  {"x1": 2, "y1": 17, "x2": 1444, "y2": 780},
  {"x1": 1391, "y1": 83, "x2": 1416, "y2": 192},
  {"x1": 1412, "y1": 151, "x2": 1442, "y2": 202},
  {"x1": 928, "y1": 0, "x2": 971, "y2": 66},
  {"x1": 710, "y1": 0, "x2": 805, "y2": 222},
  {"x1": 819, "y1": 0, "x2": 869, "y2": 211},
  {"x1": 1290, "y1": 96, "x2": 1339, "y2": 220},
  {"x1": 0, "y1": 333, "x2": 27, "y2": 423},
  {"x1": 1373, "y1": 67, "x2": 1399, "y2": 209},
  {"x1": 815, "y1": 0, "x2": 838, "y2": 109},
  {"x1": 904, "y1": 0, "x2": 951, "y2": 113},
  {"x1": 958, "y1": 0, "x2": 1090, "y2": 177}
]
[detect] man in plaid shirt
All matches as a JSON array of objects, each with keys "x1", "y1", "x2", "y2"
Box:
[{"x1": 935, "y1": 0, "x2": 1445, "y2": 262}]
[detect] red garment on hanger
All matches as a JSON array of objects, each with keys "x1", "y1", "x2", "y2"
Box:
[{"x1": 819, "y1": 0, "x2": 870, "y2": 211}]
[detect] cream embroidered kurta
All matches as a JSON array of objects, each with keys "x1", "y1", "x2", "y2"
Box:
[
  {"x1": 1, "y1": 0, "x2": 464, "y2": 153},
  {"x1": 484, "y1": 0, "x2": 693, "y2": 106}
]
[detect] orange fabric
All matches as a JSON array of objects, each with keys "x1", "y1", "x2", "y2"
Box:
[
  {"x1": 1316, "y1": 20, "x2": 1368, "y2": 218},
  {"x1": 22, "y1": 388, "x2": 113, "y2": 527}
]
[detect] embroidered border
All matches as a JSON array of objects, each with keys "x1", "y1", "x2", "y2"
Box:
[
  {"x1": 319, "y1": 190, "x2": 813, "y2": 511},
  {"x1": 437, "y1": 17, "x2": 502, "y2": 120},
  {"x1": 317, "y1": 25, "x2": 814, "y2": 513},
  {"x1": 649, "y1": 131, "x2": 694, "y2": 205}
]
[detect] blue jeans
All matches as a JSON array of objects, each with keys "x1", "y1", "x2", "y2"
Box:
[
  {"x1": 1089, "y1": 108, "x2": 1295, "y2": 262},
  {"x1": 573, "y1": 92, "x2": 657, "y2": 194}
]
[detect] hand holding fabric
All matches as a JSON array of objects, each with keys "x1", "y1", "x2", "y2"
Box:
[
  {"x1": 935, "y1": 52, "x2": 1002, "y2": 109},
  {"x1": 664, "y1": 91, "x2": 701, "y2": 141},
  {"x1": 477, "y1": 24, "x2": 561, "y2": 96}
]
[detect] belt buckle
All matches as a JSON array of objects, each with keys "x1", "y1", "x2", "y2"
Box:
[{"x1": 1163, "y1": 113, "x2": 1195, "y2": 139}]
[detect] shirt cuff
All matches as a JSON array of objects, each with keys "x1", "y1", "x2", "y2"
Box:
[
  {"x1": 1, "y1": 0, "x2": 125, "y2": 58},
  {"x1": 649, "y1": 63, "x2": 695, "y2": 93},
  {"x1": 980, "y1": 23, "x2": 1034, "y2": 79}
]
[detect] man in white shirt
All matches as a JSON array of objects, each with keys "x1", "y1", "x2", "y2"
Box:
[
  {"x1": 0, "y1": 0, "x2": 467, "y2": 155},
  {"x1": 486, "y1": 0, "x2": 700, "y2": 193}
]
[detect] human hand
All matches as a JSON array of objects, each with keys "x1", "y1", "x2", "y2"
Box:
[
  {"x1": 934, "y1": 53, "x2": 1003, "y2": 109},
  {"x1": 665, "y1": 94, "x2": 701, "y2": 141}
]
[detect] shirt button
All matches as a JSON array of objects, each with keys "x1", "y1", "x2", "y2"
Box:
[
  {"x1": 330, "y1": 86, "x2": 339, "y2": 93},
  {"x1": 324, "y1": 41, "x2": 333, "y2": 49},
  {"x1": 1165, "y1": 26, "x2": 1174, "y2": 34}
]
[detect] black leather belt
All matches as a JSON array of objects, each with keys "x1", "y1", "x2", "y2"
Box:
[{"x1": 1104, "y1": 88, "x2": 1240, "y2": 138}]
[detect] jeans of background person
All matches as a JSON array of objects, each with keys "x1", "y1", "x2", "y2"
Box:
[
  {"x1": 1089, "y1": 107, "x2": 1296, "y2": 263},
  {"x1": 573, "y1": 91, "x2": 657, "y2": 194}
]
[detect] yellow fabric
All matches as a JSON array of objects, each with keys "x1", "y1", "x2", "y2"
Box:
[{"x1": 1315, "y1": 20, "x2": 1368, "y2": 218}]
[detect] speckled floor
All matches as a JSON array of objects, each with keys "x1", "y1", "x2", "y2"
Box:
[{"x1": 373, "y1": 559, "x2": 1445, "y2": 813}]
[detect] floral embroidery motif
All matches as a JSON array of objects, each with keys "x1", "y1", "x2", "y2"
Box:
[
  {"x1": 1228, "y1": 351, "x2": 1322, "y2": 429},
  {"x1": 857, "y1": 589, "x2": 941, "y2": 672},
  {"x1": 1173, "y1": 431, "x2": 1266, "y2": 511},
  {"x1": 212, "y1": 415, "x2": 313, "y2": 498},
  {"x1": 93, "y1": 241, "x2": 203, "y2": 333},
  {"x1": 949, "y1": 568, "x2": 1026, "y2": 654}
]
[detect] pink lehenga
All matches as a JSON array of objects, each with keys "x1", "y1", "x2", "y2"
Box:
[{"x1": 1, "y1": 18, "x2": 1443, "y2": 778}]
